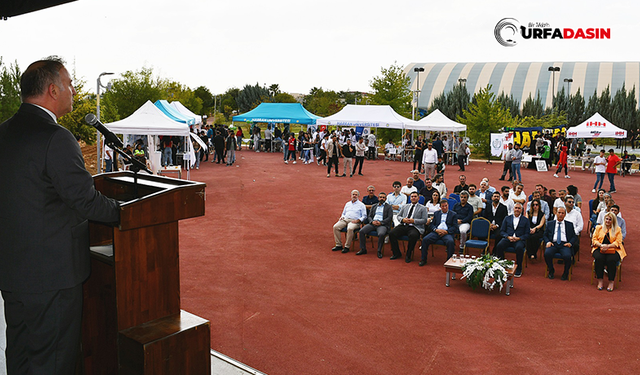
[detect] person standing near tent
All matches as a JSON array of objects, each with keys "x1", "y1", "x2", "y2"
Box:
[
  {"x1": 162, "y1": 136, "x2": 173, "y2": 166},
  {"x1": 367, "y1": 132, "x2": 377, "y2": 160},
  {"x1": 285, "y1": 133, "x2": 297, "y2": 164},
  {"x1": 605, "y1": 149, "x2": 621, "y2": 193},
  {"x1": 413, "y1": 135, "x2": 425, "y2": 173},
  {"x1": 511, "y1": 143, "x2": 523, "y2": 182},
  {"x1": 226, "y1": 129, "x2": 237, "y2": 166},
  {"x1": 499, "y1": 143, "x2": 514, "y2": 181},
  {"x1": 342, "y1": 138, "x2": 355, "y2": 177},
  {"x1": 326, "y1": 135, "x2": 342, "y2": 177},
  {"x1": 353, "y1": 137, "x2": 367, "y2": 176},
  {"x1": 456, "y1": 137, "x2": 467, "y2": 172},
  {"x1": 553, "y1": 145, "x2": 570, "y2": 178}
]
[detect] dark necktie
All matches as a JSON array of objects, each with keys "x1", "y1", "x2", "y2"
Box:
[
  {"x1": 556, "y1": 222, "x2": 562, "y2": 244},
  {"x1": 407, "y1": 204, "x2": 415, "y2": 221}
]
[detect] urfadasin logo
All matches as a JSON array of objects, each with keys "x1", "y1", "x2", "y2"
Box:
[
  {"x1": 494, "y1": 18, "x2": 519, "y2": 47},
  {"x1": 495, "y1": 18, "x2": 611, "y2": 46}
]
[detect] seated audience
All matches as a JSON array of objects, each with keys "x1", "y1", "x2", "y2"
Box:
[
  {"x1": 543, "y1": 207, "x2": 577, "y2": 280},
  {"x1": 453, "y1": 191, "x2": 474, "y2": 252},
  {"x1": 389, "y1": 192, "x2": 428, "y2": 263},
  {"x1": 358, "y1": 192, "x2": 393, "y2": 258},
  {"x1": 420, "y1": 199, "x2": 459, "y2": 266},
  {"x1": 526, "y1": 198, "x2": 546, "y2": 259},
  {"x1": 494, "y1": 202, "x2": 530, "y2": 277},
  {"x1": 362, "y1": 185, "x2": 379, "y2": 210},
  {"x1": 332, "y1": 190, "x2": 367, "y2": 253},
  {"x1": 592, "y1": 212, "x2": 627, "y2": 291}
]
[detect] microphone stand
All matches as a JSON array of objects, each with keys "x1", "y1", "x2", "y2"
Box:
[{"x1": 108, "y1": 142, "x2": 152, "y2": 200}]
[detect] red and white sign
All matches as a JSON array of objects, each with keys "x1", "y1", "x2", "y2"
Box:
[{"x1": 565, "y1": 112, "x2": 626, "y2": 139}]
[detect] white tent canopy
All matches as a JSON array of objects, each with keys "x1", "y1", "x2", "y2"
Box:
[
  {"x1": 171, "y1": 101, "x2": 202, "y2": 125},
  {"x1": 105, "y1": 100, "x2": 191, "y2": 136},
  {"x1": 315, "y1": 104, "x2": 417, "y2": 129},
  {"x1": 566, "y1": 112, "x2": 627, "y2": 139},
  {"x1": 415, "y1": 109, "x2": 467, "y2": 132}
]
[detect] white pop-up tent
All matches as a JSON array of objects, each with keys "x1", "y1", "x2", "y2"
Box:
[
  {"x1": 105, "y1": 100, "x2": 196, "y2": 177},
  {"x1": 315, "y1": 104, "x2": 417, "y2": 129},
  {"x1": 414, "y1": 109, "x2": 467, "y2": 132},
  {"x1": 566, "y1": 112, "x2": 627, "y2": 139},
  {"x1": 171, "y1": 101, "x2": 203, "y2": 125}
]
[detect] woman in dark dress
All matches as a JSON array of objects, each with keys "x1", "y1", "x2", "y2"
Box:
[{"x1": 526, "y1": 198, "x2": 546, "y2": 259}]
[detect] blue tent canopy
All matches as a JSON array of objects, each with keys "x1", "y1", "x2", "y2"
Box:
[
  {"x1": 154, "y1": 100, "x2": 195, "y2": 125},
  {"x1": 233, "y1": 103, "x2": 320, "y2": 125}
]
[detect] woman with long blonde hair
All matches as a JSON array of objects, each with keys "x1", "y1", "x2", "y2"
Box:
[{"x1": 591, "y1": 212, "x2": 627, "y2": 291}]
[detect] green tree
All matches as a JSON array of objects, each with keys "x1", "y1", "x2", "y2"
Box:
[
  {"x1": 303, "y1": 87, "x2": 343, "y2": 117},
  {"x1": 521, "y1": 92, "x2": 544, "y2": 118},
  {"x1": 236, "y1": 83, "x2": 269, "y2": 112},
  {"x1": 102, "y1": 67, "x2": 164, "y2": 119},
  {"x1": 459, "y1": 84, "x2": 515, "y2": 157},
  {"x1": 162, "y1": 80, "x2": 203, "y2": 115},
  {"x1": 610, "y1": 84, "x2": 637, "y2": 130},
  {"x1": 447, "y1": 82, "x2": 470, "y2": 120},
  {"x1": 496, "y1": 91, "x2": 520, "y2": 118},
  {"x1": 584, "y1": 88, "x2": 600, "y2": 119},
  {"x1": 369, "y1": 62, "x2": 411, "y2": 117},
  {"x1": 273, "y1": 92, "x2": 297, "y2": 103},
  {"x1": 194, "y1": 86, "x2": 214, "y2": 115},
  {"x1": 220, "y1": 88, "x2": 239, "y2": 120},
  {"x1": 566, "y1": 88, "x2": 585, "y2": 125},
  {"x1": 0, "y1": 58, "x2": 21, "y2": 123}
]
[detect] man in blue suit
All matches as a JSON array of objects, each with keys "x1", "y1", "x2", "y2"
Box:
[
  {"x1": 420, "y1": 199, "x2": 459, "y2": 266},
  {"x1": 542, "y1": 207, "x2": 577, "y2": 280},
  {"x1": 495, "y1": 202, "x2": 530, "y2": 277}
]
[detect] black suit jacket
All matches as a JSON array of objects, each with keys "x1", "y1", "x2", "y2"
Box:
[
  {"x1": 0, "y1": 104, "x2": 120, "y2": 293},
  {"x1": 365, "y1": 202, "x2": 393, "y2": 229},
  {"x1": 483, "y1": 203, "x2": 508, "y2": 229},
  {"x1": 542, "y1": 220, "x2": 578, "y2": 248}
]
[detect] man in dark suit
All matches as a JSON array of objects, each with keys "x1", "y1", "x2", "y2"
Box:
[
  {"x1": 495, "y1": 202, "x2": 530, "y2": 277},
  {"x1": 0, "y1": 57, "x2": 120, "y2": 374},
  {"x1": 542, "y1": 207, "x2": 578, "y2": 280},
  {"x1": 420, "y1": 199, "x2": 459, "y2": 266},
  {"x1": 389, "y1": 192, "x2": 428, "y2": 262},
  {"x1": 358, "y1": 192, "x2": 393, "y2": 258},
  {"x1": 483, "y1": 191, "x2": 508, "y2": 252}
]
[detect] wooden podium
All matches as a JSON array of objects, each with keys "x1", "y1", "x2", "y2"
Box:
[{"x1": 82, "y1": 172, "x2": 210, "y2": 374}]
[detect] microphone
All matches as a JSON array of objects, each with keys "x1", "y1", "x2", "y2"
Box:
[{"x1": 85, "y1": 113, "x2": 123, "y2": 149}]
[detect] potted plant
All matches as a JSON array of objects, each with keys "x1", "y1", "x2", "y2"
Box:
[{"x1": 461, "y1": 254, "x2": 514, "y2": 292}]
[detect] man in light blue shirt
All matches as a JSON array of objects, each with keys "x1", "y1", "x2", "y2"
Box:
[
  {"x1": 386, "y1": 181, "x2": 406, "y2": 226},
  {"x1": 332, "y1": 190, "x2": 367, "y2": 253}
]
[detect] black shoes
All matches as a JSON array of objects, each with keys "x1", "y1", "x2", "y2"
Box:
[
  {"x1": 332, "y1": 246, "x2": 342, "y2": 252},
  {"x1": 548, "y1": 270, "x2": 555, "y2": 279},
  {"x1": 405, "y1": 257, "x2": 412, "y2": 263},
  {"x1": 514, "y1": 268, "x2": 522, "y2": 277},
  {"x1": 390, "y1": 254, "x2": 401, "y2": 260},
  {"x1": 341, "y1": 247, "x2": 350, "y2": 253},
  {"x1": 377, "y1": 251, "x2": 383, "y2": 259},
  {"x1": 356, "y1": 249, "x2": 367, "y2": 255},
  {"x1": 561, "y1": 274, "x2": 569, "y2": 281},
  {"x1": 419, "y1": 260, "x2": 427, "y2": 267}
]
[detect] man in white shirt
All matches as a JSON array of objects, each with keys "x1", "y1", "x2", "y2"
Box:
[
  {"x1": 592, "y1": 149, "x2": 607, "y2": 192},
  {"x1": 332, "y1": 190, "x2": 367, "y2": 253},
  {"x1": 563, "y1": 195, "x2": 583, "y2": 258},
  {"x1": 476, "y1": 181, "x2": 491, "y2": 209},
  {"x1": 367, "y1": 133, "x2": 377, "y2": 159},
  {"x1": 104, "y1": 143, "x2": 113, "y2": 172},
  {"x1": 499, "y1": 186, "x2": 515, "y2": 216},
  {"x1": 264, "y1": 126, "x2": 272, "y2": 151},
  {"x1": 401, "y1": 177, "x2": 418, "y2": 199},
  {"x1": 433, "y1": 174, "x2": 447, "y2": 197},
  {"x1": 422, "y1": 142, "x2": 438, "y2": 180},
  {"x1": 553, "y1": 189, "x2": 567, "y2": 216},
  {"x1": 509, "y1": 183, "x2": 526, "y2": 205}
]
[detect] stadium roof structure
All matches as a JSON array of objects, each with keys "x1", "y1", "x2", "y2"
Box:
[{"x1": 405, "y1": 62, "x2": 640, "y2": 111}]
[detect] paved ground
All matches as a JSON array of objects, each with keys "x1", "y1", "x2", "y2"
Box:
[{"x1": 178, "y1": 149, "x2": 640, "y2": 375}]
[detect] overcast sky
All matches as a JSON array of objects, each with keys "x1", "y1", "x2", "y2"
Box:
[{"x1": 1, "y1": 0, "x2": 637, "y2": 96}]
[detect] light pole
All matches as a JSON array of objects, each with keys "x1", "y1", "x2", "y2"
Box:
[
  {"x1": 413, "y1": 67, "x2": 424, "y2": 120},
  {"x1": 548, "y1": 66, "x2": 560, "y2": 112},
  {"x1": 563, "y1": 78, "x2": 573, "y2": 95},
  {"x1": 96, "y1": 72, "x2": 114, "y2": 173}
]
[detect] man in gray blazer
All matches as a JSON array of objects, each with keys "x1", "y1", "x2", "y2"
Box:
[
  {"x1": 388, "y1": 192, "x2": 428, "y2": 262},
  {"x1": 0, "y1": 57, "x2": 120, "y2": 374},
  {"x1": 358, "y1": 192, "x2": 393, "y2": 258}
]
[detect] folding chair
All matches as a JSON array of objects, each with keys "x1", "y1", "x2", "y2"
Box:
[{"x1": 463, "y1": 217, "x2": 491, "y2": 256}]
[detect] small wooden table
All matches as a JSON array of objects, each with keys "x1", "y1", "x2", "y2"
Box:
[{"x1": 443, "y1": 258, "x2": 515, "y2": 296}]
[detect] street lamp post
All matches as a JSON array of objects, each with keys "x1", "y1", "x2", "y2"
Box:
[
  {"x1": 563, "y1": 78, "x2": 573, "y2": 96},
  {"x1": 548, "y1": 66, "x2": 560, "y2": 112},
  {"x1": 413, "y1": 67, "x2": 424, "y2": 120},
  {"x1": 96, "y1": 72, "x2": 114, "y2": 173}
]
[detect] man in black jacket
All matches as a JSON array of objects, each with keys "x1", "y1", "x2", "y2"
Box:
[{"x1": 0, "y1": 57, "x2": 120, "y2": 374}]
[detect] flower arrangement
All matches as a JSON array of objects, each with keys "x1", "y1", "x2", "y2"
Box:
[{"x1": 461, "y1": 254, "x2": 514, "y2": 292}]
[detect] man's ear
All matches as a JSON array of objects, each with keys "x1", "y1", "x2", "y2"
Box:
[{"x1": 48, "y1": 83, "x2": 58, "y2": 99}]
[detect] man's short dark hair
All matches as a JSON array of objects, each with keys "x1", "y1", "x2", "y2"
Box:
[
  {"x1": 20, "y1": 56, "x2": 66, "y2": 100},
  {"x1": 468, "y1": 183, "x2": 476, "y2": 189},
  {"x1": 393, "y1": 181, "x2": 401, "y2": 187},
  {"x1": 611, "y1": 204, "x2": 620, "y2": 211},
  {"x1": 501, "y1": 186, "x2": 510, "y2": 193}
]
